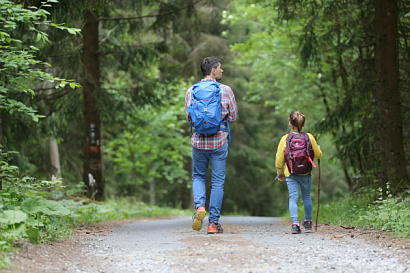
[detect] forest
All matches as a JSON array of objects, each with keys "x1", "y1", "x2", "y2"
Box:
[{"x1": 0, "y1": 0, "x2": 409, "y2": 242}]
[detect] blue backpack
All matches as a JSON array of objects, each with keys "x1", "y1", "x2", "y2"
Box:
[{"x1": 187, "y1": 81, "x2": 231, "y2": 142}]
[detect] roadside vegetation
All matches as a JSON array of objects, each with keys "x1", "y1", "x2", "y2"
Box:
[
  {"x1": 0, "y1": 152, "x2": 189, "y2": 269},
  {"x1": 318, "y1": 186, "x2": 410, "y2": 238},
  {"x1": 287, "y1": 184, "x2": 410, "y2": 238}
]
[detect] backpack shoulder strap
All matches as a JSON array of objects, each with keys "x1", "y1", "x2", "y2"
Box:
[
  {"x1": 301, "y1": 131, "x2": 317, "y2": 168},
  {"x1": 216, "y1": 83, "x2": 233, "y2": 143},
  {"x1": 300, "y1": 131, "x2": 309, "y2": 140},
  {"x1": 301, "y1": 132, "x2": 314, "y2": 150},
  {"x1": 285, "y1": 132, "x2": 295, "y2": 146}
]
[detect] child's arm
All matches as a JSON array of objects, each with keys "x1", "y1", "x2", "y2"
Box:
[
  {"x1": 308, "y1": 133, "x2": 322, "y2": 159},
  {"x1": 275, "y1": 135, "x2": 287, "y2": 178}
]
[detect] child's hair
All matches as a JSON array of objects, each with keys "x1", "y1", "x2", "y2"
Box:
[{"x1": 289, "y1": 111, "x2": 305, "y2": 132}]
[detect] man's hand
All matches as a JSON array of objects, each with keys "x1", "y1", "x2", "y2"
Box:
[{"x1": 277, "y1": 174, "x2": 285, "y2": 181}]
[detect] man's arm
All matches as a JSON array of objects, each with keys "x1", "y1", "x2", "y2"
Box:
[{"x1": 226, "y1": 87, "x2": 238, "y2": 123}]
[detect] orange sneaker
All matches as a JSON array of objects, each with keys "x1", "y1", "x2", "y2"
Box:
[
  {"x1": 192, "y1": 206, "x2": 206, "y2": 231},
  {"x1": 207, "y1": 222, "x2": 223, "y2": 234}
]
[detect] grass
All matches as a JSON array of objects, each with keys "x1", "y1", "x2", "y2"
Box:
[
  {"x1": 283, "y1": 186, "x2": 410, "y2": 238},
  {"x1": 61, "y1": 197, "x2": 191, "y2": 226}
]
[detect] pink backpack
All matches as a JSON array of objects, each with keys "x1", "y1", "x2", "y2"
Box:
[{"x1": 284, "y1": 132, "x2": 316, "y2": 174}]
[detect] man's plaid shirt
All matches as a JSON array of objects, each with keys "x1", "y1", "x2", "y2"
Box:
[{"x1": 185, "y1": 78, "x2": 238, "y2": 149}]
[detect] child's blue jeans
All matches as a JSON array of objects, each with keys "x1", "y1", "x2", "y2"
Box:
[
  {"x1": 286, "y1": 174, "x2": 312, "y2": 224},
  {"x1": 192, "y1": 142, "x2": 229, "y2": 224}
]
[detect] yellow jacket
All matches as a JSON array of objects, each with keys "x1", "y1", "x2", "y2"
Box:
[{"x1": 275, "y1": 132, "x2": 322, "y2": 177}]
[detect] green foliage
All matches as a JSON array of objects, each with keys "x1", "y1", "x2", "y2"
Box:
[
  {"x1": 220, "y1": 0, "x2": 348, "y2": 211},
  {"x1": 63, "y1": 197, "x2": 190, "y2": 226},
  {"x1": 0, "y1": 0, "x2": 81, "y2": 122},
  {"x1": 313, "y1": 186, "x2": 410, "y2": 238},
  {"x1": 223, "y1": 0, "x2": 410, "y2": 194},
  {"x1": 0, "y1": 149, "x2": 68, "y2": 245},
  {"x1": 0, "y1": 150, "x2": 67, "y2": 266},
  {"x1": 0, "y1": 146, "x2": 189, "y2": 269},
  {"x1": 0, "y1": 210, "x2": 27, "y2": 225},
  {"x1": 103, "y1": 77, "x2": 192, "y2": 200},
  {"x1": 359, "y1": 186, "x2": 410, "y2": 237},
  {"x1": 223, "y1": 1, "x2": 326, "y2": 116},
  {"x1": 21, "y1": 196, "x2": 70, "y2": 216}
]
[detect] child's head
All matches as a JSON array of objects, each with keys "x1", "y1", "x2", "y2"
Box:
[{"x1": 289, "y1": 111, "x2": 305, "y2": 132}]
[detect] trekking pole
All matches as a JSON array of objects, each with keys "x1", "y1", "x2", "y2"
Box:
[{"x1": 314, "y1": 135, "x2": 320, "y2": 232}]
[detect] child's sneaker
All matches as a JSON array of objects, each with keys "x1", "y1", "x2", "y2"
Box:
[
  {"x1": 192, "y1": 206, "x2": 206, "y2": 231},
  {"x1": 207, "y1": 222, "x2": 223, "y2": 234},
  {"x1": 291, "y1": 224, "x2": 301, "y2": 234},
  {"x1": 302, "y1": 220, "x2": 313, "y2": 231}
]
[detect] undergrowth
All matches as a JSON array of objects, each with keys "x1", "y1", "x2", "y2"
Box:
[
  {"x1": 0, "y1": 149, "x2": 189, "y2": 269},
  {"x1": 285, "y1": 185, "x2": 410, "y2": 238}
]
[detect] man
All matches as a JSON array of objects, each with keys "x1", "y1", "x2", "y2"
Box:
[{"x1": 185, "y1": 56, "x2": 238, "y2": 234}]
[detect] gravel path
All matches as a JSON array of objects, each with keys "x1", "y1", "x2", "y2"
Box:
[{"x1": 4, "y1": 216, "x2": 410, "y2": 272}]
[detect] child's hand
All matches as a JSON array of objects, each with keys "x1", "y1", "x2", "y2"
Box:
[{"x1": 277, "y1": 174, "x2": 285, "y2": 181}]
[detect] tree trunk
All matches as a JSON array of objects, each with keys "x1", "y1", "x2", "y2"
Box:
[
  {"x1": 375, "y1": 0, "x2": 409, "y2": 193},
  {"x1": 44, "y1": 64, "x2": 62, "y2": 179},
  {"x1": 0, "y1": 109, "x2": 2, "y2": 190},
  {"x1": 149, "y1": 179, "x2": 156, "y2": 205},
  {"x1": 49, "y1": 134, "x2": 61, "y2": 178},
  {"x1": 82, "y1": 9, "x2": 104, "y2": 200}
]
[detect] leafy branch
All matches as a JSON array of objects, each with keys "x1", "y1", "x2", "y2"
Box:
[{"x1": 0, "y1": 0, "x2": 81, "y2": 122}]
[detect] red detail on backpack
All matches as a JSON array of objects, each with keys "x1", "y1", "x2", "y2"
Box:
[{"x1": 284, "y1": 132, "x2": 316, "y2": 174}]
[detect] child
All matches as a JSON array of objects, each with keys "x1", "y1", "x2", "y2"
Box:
[{"x1": 275, "y1": 110, "x2": 322, "y2": 234}]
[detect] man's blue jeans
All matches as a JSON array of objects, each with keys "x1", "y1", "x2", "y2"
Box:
[
  {"x1": 192, "y1": 142, "x2": 228, "y2": 224},
  {"x1": 286, "y1": 174, "x2": 312, "y2": 224}
]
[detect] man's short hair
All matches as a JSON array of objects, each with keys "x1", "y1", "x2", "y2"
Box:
[{"x1": 201, "y1": 56, "x2": 221, "y2": 76}]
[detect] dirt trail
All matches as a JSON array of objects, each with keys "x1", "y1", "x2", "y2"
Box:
[{"x1": 3, "y1": 216, "x2": 409, "y2": 273}]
